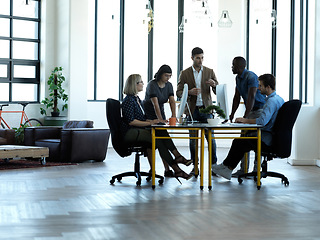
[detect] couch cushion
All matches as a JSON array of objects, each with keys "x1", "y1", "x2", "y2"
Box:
[
  {"x1": 0, "y1": 137, "x2": 7, "y2": 145},
  {"x1": 63, "y1": 121, "x2": 93, "y2": 129},
  {"x1": 36, "y1": 139, "x2": 61, "y2": 162}
]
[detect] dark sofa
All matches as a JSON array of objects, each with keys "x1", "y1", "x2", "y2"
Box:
[
  {"x1": 0, "y1": 129, "x2": 15, "y2": 145},
  {"x1": 24, "y1": 120, "x2": 110, "y2": 163}
]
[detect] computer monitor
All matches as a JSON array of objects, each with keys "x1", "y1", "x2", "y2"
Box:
[
  {"x1": 177, "y1": 84, "x2": 194, "y2": 123},
  {"x1": 216, "y1": 84, "x2": 229, "y2": 119},
  {"x1": 177, "y1": 83, "x2": 188, "y2": 119}
]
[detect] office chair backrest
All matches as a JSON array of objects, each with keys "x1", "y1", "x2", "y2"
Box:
[
  {"x1": 271, "y1": 99, "x2": 302, "y2": 158},
  {"x1": 106, "y1": 98, "x2": 131, "y2": 157}
]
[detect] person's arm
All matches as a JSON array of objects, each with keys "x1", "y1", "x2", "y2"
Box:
[
  {"x1": 229, "y1": 88, "x2": 241, "y2": 122},
  {"x1": 244, "y1": 87, "x2": 257, "y2": 118},
  {"x1": 235, "y1": 117, "x2": 256, "y2": 124},
  {"x1": 129, "y1": 119, "x2": 159, "y2": 127},
  {"x1": 122, "y1": 96, "x2": 159, "y2": 127},
  {"x1": 206, "y1": 70, "x2": 219, "y2": 94},
  {"x1": 168, "y1": 95, "x2": 176, "y2": 118},
  {"x1": 150, "y1": 97, "x2": 165, "y2": 122}
]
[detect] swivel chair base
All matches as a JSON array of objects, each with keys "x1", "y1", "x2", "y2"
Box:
[
  {"x1": 109, "y1": 151, "x2": 164, "y2": 186},
  {"x1": 237, "y1": 159, "x2": 289, "y2": 187}
]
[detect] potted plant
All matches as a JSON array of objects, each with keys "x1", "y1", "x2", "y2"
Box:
[
  {"x1": 199, "y1": 105, "x2": 226, "y2": 125},
  {"x1": 40, "y1": 67, "x2": 68, "y2": 117},
  {"x1": 13, "y1": 123, "x2": 29, "y2": 145}
]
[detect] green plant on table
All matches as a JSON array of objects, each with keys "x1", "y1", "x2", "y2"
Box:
[
  {"x1": 40, "y1": 67, "x2": 68, "y2": 117},
  {"x1": 199, "y1": 105, "x2": 226, "y2": 119}
]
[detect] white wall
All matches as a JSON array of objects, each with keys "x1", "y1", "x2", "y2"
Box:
[
  {"x1": 289, "y1": 0, "x2": 320, "y2": 166},
  {"x1": 217, "y1": 0, "x2": 247, "y2": 110}
]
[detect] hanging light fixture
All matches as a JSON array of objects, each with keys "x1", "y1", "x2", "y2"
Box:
[
  {"x1": 218, "y1": 10, "x2": 233, "y2": 28},
  {"x1": 146, "y1": 0, "x2": 154, "y2": 33}
]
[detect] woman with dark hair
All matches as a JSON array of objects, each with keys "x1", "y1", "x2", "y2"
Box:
[
  {"x1": 122, "y1": 74, "x2": 192, "y2": 183},
  {"x1": 143, "y1": 65, "x2": 190, "y2": 177},
  {"x1": 144, "y1": 64, "x2": 176, "y2": 123}
]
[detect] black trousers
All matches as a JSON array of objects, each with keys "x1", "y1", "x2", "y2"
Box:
[{"x1": 223, "y1": 132, "x2": 271, "y2": 169}]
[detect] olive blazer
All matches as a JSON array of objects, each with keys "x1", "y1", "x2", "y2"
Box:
[{"x1": 176, "y1": 66, "x2": 218, "y2": 115}]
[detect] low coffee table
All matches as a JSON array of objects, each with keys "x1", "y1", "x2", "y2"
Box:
[{"x1": 0, "y1": 145, "x2": 49, "y2": 165}]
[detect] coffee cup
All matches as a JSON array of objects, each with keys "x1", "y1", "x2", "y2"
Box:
[{"x1": 169, "y1": 117, "x2": 176, "y2": 126}]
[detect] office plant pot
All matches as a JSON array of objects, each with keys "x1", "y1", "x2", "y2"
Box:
[
  {"x1": 44, "y1": 116, "x2": 67, "y2": 126},
  {"x1": 207, "y1": 118, "x2": 220, "y2": 126},
  {"x1": 51, "y1": 112, "x2": 60, "y2": 117}
]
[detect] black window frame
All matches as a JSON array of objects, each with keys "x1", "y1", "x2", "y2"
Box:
[
  {"x1": 0, "y1": 0, "x2": 41, "y2": 103},
  {"x1": 92, "y1": 0, "x2": 311, "y2": 103},
  {"x1": 246, "y1": 0, "x2": 310, "y2": 103}
]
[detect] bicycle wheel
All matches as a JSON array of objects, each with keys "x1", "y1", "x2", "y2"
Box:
[{"x1": 24, "y1": 118, "x2": 43, "y2": 127}]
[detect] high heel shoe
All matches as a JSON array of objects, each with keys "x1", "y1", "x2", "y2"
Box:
[
  {"x1": 174, "y1": 170, "x2": 193, "y2": 184},
  {"x1": 175, "y1": 155, "x2": 193, "y2": 166},
  {"x1": 164, "y1": 170, "x2": 174, "y2": 177}
]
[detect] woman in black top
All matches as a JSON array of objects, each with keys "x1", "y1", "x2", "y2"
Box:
[
  {"x1": 143, "y1": 65, "x2": 186, "y2": 177},
  {"x1": 144, "y1": 64, "x2": 176, "y2": 122},
  {"x1": 122, "y1": 74, "x2": 192, "y2": 183}
]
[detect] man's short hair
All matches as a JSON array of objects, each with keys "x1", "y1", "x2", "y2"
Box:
[
  {"x1": 192, "y1": 47, "x2": 203, "y2": 57},
  {"x1": 258, "y1": 74, "x2": 276, "y2": 90},
  {"x1": 233, "y1": 56, "x2": 246, "y2": 69}
]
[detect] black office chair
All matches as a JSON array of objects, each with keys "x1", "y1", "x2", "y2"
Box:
[
  {"x1": 238, "y1": 100, "x2": 302, "y2": 188},
  {"x1": 106, "y1": 98, "x2": 164, "y2": 186}
]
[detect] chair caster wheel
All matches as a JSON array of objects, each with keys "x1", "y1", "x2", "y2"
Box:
[
  {"x1": 158, "y1": 179, "x2": 164, "y2": 185},
  {"x1": 136, "y1": 180, "x2": 141, "y2": 186},
  {"x1": 117, "y1": 177, "x2": 122, "y2": 182},
  {"x1": 238, "y1": 178, "x2": 243, "y2": 184},
  {"x1": 110, "y1": 179, "x2": 115, "y2": 184},
  {"x1": 40, "y1": 158, "x2": 46, "y2": 165},
  {"x1": 282, "y1": 178, "x2": 289, "y2": 186},
  {"x1": 146, "y1": 176, "x2": 151, "y2": 182}
]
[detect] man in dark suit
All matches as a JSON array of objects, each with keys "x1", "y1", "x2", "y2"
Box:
[{"x1": 177, "y1": 47, "x2": 219, "y2": 175}]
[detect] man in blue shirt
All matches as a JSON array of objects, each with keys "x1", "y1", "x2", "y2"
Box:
[
  {"x1": 212, "y1": 74, "x2": 284, "y2": 180},
  {"x1": 229, "y1": 57, "x2": 266, "y2": 176}
]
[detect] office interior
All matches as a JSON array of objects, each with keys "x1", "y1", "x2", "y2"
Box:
[
  {"x1": 1, "y1": 0, "x2": 319, "y2": 166},
  {"x1": 1, "y1": 1, "x2": 320, "y2": 239}
]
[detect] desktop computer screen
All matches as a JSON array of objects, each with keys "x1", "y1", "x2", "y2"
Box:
[{"x1": 216, "y1": 84, "x2": 229, "y2": 119}]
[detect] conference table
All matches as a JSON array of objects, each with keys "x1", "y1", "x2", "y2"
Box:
[{"x1": 151, "y1": 123, "x2": 262, "y2": 190}]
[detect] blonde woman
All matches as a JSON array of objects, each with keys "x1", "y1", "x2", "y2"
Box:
[{"x1": 121, "y1": 74, "x2": 192, "y2": 183}]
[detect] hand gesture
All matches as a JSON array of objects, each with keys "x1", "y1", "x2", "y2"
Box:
[
  {"x1": 206, "y1": 78, "x2": 217, "y2": 87},
  {"x1": 189, "y1": 88, "x2": 201, "y2": 96}
]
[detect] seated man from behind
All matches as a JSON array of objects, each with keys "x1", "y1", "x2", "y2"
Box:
[{"x1": 212, "y1": 73, "x2": 284, "y2": 180}]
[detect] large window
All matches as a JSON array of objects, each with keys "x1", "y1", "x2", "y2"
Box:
[
  {"x1": 88, "y1": 0, "x2": 120, "y2": 101},
  {"x1": 0, "y1": 0, "x2": 41, "y2": 103},
  {"x1": 153, "y1": 0, "x2": 178, "y2": 94},
  {"x1": 91, "y1": 0, "x2": 315, "y2": 104},
  {"x1": 123, "y1": 0, "x2": 149, "y2": 98},
  {"x1": 248, "y1": 0, "x2": 314, "y2": 103}
]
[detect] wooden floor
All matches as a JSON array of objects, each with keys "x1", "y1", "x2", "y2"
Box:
[{"x1": 1, "y1": 147, "x2": 320, "y2": 240}]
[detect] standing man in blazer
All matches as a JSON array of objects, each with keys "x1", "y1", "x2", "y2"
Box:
[{"x1": 177, "y1": 47, "x2": 219, "y2": 175}]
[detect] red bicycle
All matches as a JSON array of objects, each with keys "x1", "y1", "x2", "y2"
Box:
[{"x1": 0, "y1": 103, "x2": 43, "y2": 129}]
